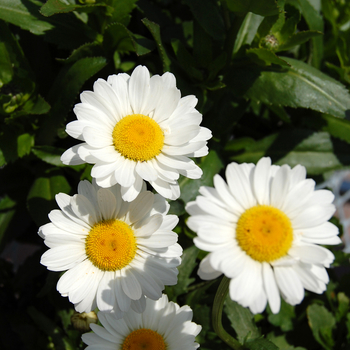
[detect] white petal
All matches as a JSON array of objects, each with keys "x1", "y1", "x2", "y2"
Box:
[
  {"x1": 226, "y1": 162, "x2": 256, "y2": 209},
  {"x1": 114, "y1": 158, "x2": 136, "y2": 187},
  {"x1": 134, "y1": 214, "x2": 163, "y2": 237},
  {"x1": 292, "y1": 204, "x2": 335, "y2": 229},
  {"x1": 93, "y1": 79, "x2": 123, "y2": 121},
  {"x1": 90, "y1": 146, "x2": 122, "y2": 163},
  {"x1": 74, "y1": 102, "x2": 114, "y2": 129},
  {"x1": 213, "y1": 174, "x2": 244, "y2": 214},
  {"x1": 128, "y1": 191, "x2": 154, "y2": 223},
  {"x1": 83, "y1": 126, "x2": 113, "y2": 148},
  {"x1": 197, "y1": 255, "x2": 222, "y2": 280},
  {"x1": 253, "y1": 157, "x2": 273, "y2": 205},
  {"x1": 165, "y1": 125, "x2": 200, "y2": 146},
  {"x1": 71, "y1": 194, "x2": 99, "y2": 226},
  {"x1": 80, "y1": 91, "x2": 116, "y2": 125},
  {"x1": 262, "y1": 263, "x2": 280, "y2": 314},
  {"x1": 135, "y1": 161, "x2": 159, "y2": 181},
  {"x1": 61, "y1": 144, "x2": 86, "y2": 165},
  {"x1": 120, "y1": 175, "x2": 144, "y2": 202},
  {"x1": 108, "y1": 73, "x2": 132, "y2": 118},
  {"x1": 96, "y1": 271, "x2": 115, "y2": 311},
  {"x1": 162, "y1": 141, "x2": 206, "y2": 156},
  {"x1": 128, "y1": 65, "x2": 150, "y2": 114},
  {"x1": 121, "y1": 269, "x2": 142, "y2": 300},
  {"x1": 196, "y1": 196, "x2": 237, "y2": 222},
  {"x1": 288, "y1": 244, "x2": 334, "y2": 267},
  {"x1": 149, "y1": 177, "x2": 180, "y2": 200},
  {"x1": 153, "y1": 86, "x2": 181, "y2": 123},
  {"x1": 270, "y1": 165, "x2": 290, "y2": 209},
  {"x1": 275, "y1": 266, "x2": 304, "y2": 305},
  {"x1": 97, "y1": 188, "x2": 117, "y2": 220}
]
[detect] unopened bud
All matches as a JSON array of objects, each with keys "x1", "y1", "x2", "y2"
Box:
[{"x1": 71, "y1": 311, "x2": 98, "y2": 332}]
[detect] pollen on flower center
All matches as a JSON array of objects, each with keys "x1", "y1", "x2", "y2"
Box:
[
  {"x1": 235, "y1": 205, "x2": 293, "y2": 262},
  {"x1": 113, "y1": 114, "x2": 164, "y2": 162},
  {"x1": 85, "y1": 219, "x2": 137, "y2": 271},
  {"x1": 121, "y1": 328, "x2": 167, "y2": 350}
]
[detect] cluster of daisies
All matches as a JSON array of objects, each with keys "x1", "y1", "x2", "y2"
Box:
[{"x1": 39, "y1": 65, "x2": 340, "y2": 349}]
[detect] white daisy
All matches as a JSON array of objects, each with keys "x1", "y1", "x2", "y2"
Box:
[
  {"x1": 61, "y1": 65, "x2": 211, "y2": 202},
  {"x1": 186, "y1": 157, "x2": 341, "y2": 314},
  {"x1": 39, "y1": 180, "x2": 182, "y2": 317},
  {"x1": 82, "y1": 294, "x2": 201, "y2": 350}
]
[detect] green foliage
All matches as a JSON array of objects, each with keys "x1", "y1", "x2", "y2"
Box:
[
  {"x1": 225, "y1": 297, "x2": 260, "y2": 343},
  {"x1": 1, "y1": 0, "x2": 350, "y2": 349}
]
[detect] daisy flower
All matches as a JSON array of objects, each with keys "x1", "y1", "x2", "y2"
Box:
[
  {"x1": 39, "y1": 180, "x2": 182, "y2": 317},
  {"x1": 61, "y1": 65, "x2": 211, "y2": 202},
  {"x1": 186, "y1": 157, "x2": 341, "y2": 314},
  {"x1": 82, "y1": 294, "x2": 201, "y2": 350}
]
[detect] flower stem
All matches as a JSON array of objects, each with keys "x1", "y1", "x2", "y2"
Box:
[{"x1": 212, "y1": 276, "x2": 243, "y2": 350}]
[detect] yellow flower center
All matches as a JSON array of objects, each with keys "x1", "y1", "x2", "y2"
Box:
[
  {"x1": 121, "y1": 328, "x2": 167, "y2": 350},
  {"x1": 85, "y1": 219, "x2": 137, "y2": 271},
  {"x1": 113, "y1": 114, "x2": 164, "y2": 162},
  {"x1": 236, "y1": 205, "x2": 293, "y2": 262}
]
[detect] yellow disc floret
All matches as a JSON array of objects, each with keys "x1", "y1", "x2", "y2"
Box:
[
  {"x1": 113, "y1": 114, "x2": 164, "y2": 162},
  {"x1": 85, "y1": 219, "x2": 137, "y2": 271},
  {"x1": 121, "y1": 328, "x2": 167, "y2": 350},
  {"x1": 236, "y1": 205, "x2": 293, "y2": 262}
]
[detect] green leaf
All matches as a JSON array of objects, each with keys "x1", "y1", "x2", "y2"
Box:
[
  {"x1": 105, "y1": 0, "x2": 138, "y2": 26},
  {"x1": 244, "y1": 337, "x2": 279, "y2": 350},
  {"x1": 28, "y1": 306, "x2": 76, "y2": 350},
  {"x1": 337, "y1": 292, "x2": 349, "y2": 321},
  {"x1": 229, "y1": 130, "x2": 350, "y2": 175},
  {"x1": 171, "y1": 246, "x2": 199, "y2": 297},
  {"x1": 6, "y1": 95, "x2": 51, "y2": 121},
  {"x1": 0, "y1": 0, "x2": 54, "y2": 35},
  {"x1": 193, "y1": 19, "x2": 212, "y2": 68},
  {"x1": 246, "y1": 48, "x2": 290, "y2": 67},
  {"x1": 27, "y1": 171, "x2": 71, "y2": 226},
  {"x1": 32, "y1": 146, "x2": 65, "y2": 167},
  {"x1": 57, "y1": 42, "x2": 103, "y2": 64},
  {"x1": 347, "y1": 313, "x2": 350, "y2": 341},
  {"x1": 234, "y1": 12, "x2": 264, "y2": 54},
  {"x1": 104, "y1": 23, "x2": 155, "y2": 56},
  {"x1": 277, "y1": 30, "x2": 323, "y2": 51},
  {"x1": 267, "y1": 299, "x2": 295, "y2": 332},
  {"x1": 226, "y1": 0, "x2": 280, "y2": 17},
  {"x1": 298, "y1": 0, "x2": 324, "y2": 68},
  {"x1": 267, "y1": 334, "x2": 307, "y2": 350},
  {"x1": 40, "y1": 0, "x2": 105, "y2": 17},
  {"x1": 171, "y1": 39, "x2": 203, "y2": 81},
  {"x1": 307, "y1": 304, "x2": 335, "y2": 350},
  {"x1": 183, "y1": 0, "x2": 225, "y2": 41},
  {"x1": 230, "y1": 57, "x2": 350, "y2": 118},
  {"x1": 0, "y1": 39, "x2": 13, "y2": 87},
  {"x1": 304, "y1": 113, "x2": 350, "y2": 143},
  {"x1": 179, "y1": 150, "x2": 224, "y2": 204},
  {"x1": 0, "y1": 195, "x2": 16, "y2": 247},
  {"x1": 0, "y1": 128, "x2": 35, "y2": 164},
  {"x1": 38, "y1": 56, "x2": 107, "y2": 145},
  {"x1": 17, "y1": 133, "x2": 34, "y2": 158},
  {"x1": 142, "y1": 18, "x2": 170, "y2": 71},
  {"x1": 44, "y1": 13, "x2": 99, "y2": 50},
  {"x1": 0, "y1": 20, "x2": 35, "y2": 104},
  {"x1": 224, "y1": 297, "x2": 260, "y2": 343}
]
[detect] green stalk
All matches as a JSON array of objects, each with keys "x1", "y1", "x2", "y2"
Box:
[{"x1": 212, "y1": 277, "x2": 243, "y2": 350}]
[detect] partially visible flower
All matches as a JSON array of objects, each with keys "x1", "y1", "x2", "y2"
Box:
[
  {"x1": 71, "y1": 311, "x2": 98, "y2": 332},
  {"x1": 39, "y1": 180, "x2": 181, "y2": 317},
  {"x1": 61, "y1": 65, "x2": 211, "y2": 202},
  {"x1": 186, "y1": 157, "x2": 341, "y2": 314},
  {"x1": 82, "y1": 294, "x2": 201, "y2": 350}
]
